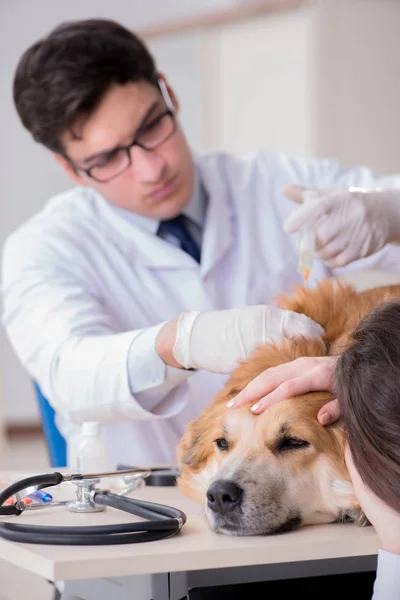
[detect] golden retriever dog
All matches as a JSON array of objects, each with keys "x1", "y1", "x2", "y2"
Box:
[{"x1": 177, "y1": 280, "x2": 400, "y2": 536}]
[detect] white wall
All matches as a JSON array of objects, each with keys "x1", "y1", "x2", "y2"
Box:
[
  {"x1": 315, "y1": 0, "x2": 400, "y2": 172},
  {"x1": 207, "y1": 0, "x2": 400, "y2": 172},
  {"x1": 205, "y1": 3, "x2": 318, "y2": 157}
]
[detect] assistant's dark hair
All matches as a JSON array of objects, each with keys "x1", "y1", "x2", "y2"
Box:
[
  {"x1": 336, "y1": 299, "x2": 400, "y2": 513},
  {"x1": 13, "y1": 19, "x2": 158, "y2": 154}
]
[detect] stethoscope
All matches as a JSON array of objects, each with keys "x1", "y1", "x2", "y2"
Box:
[{"x1": 0, "y1": 468, "x2": 186, "y2": 545}]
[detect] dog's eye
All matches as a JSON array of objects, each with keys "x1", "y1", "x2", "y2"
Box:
[
  {"x1": 215, "y1": 438, "x2": 229, "y2": 451},
  {"x1": 278, "y1": 437, "x2": 309, "y2": 452}
]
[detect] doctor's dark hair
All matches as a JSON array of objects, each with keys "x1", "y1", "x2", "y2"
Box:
[
  {"x1": 335, "y1": 299, "x2": 400, "y2": 514},
  {"x1": 13, "y1": 19, "x2": 158, "y2": 154}
]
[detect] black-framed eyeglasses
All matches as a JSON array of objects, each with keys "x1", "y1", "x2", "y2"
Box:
[{"x1": 68, "y1": 79, "x2": 177, "y2": 183}]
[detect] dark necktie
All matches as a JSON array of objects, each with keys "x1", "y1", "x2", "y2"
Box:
[{"x1": 158, "y1": 215, "x2": 201, "y2": 263}]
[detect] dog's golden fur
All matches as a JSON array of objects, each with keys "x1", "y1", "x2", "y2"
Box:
[{"x1": 177, "y1": 280, "x2": 400, "y2": 536}]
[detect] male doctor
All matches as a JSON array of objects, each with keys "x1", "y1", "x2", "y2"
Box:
[{"x1": 3, "y1": 19, "x2": 400, "y2": 468}]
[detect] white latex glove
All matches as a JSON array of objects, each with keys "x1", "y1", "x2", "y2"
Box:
[
  {"x1": 172, "y1": 305, "x2": 324, "y2": 374},
  {"x1": 283, "y1": 184, "x2": 400, "y2": 268}
]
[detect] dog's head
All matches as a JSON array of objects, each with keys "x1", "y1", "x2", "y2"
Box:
[
  {"x1": 178, "y1": 393, "x2": 361, "y2": 535},
  {"x1": 177, "y1": 341, "x2": 363, "y2": 536}
]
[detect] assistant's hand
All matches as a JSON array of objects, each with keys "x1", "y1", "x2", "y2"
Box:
[
  {"x1": 283, "y1": 184, "x2": 400, "y2": 268},
  {"x1": 227, "y1": 355, "x2": 338, "y2": 426},
  {"x1": 345, "y1": 446, "x2": 400, "y2": 555},
  {"x1": 170, "y1": 305, "x2": 324, "y2": 374}
]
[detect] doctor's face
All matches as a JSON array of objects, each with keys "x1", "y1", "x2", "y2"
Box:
[{"x1": 57, "y1": 79, "x2": 194, "y2": 220}]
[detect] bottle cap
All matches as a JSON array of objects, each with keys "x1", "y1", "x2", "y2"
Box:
[{"x1": 81, "y1": 421, "x2": 101, "y2": 436}]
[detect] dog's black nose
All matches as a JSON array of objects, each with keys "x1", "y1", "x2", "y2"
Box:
[{"x1": 207, "y1": 480, "x2": 243, "y2": 513}]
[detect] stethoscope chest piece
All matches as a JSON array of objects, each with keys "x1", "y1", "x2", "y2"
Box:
[
  {"x1": 0, "y1": 469, "x2": 187, "y2": 545},
  {"x1": 66, "y1": 478, "x2": 106, "y2": 513}
]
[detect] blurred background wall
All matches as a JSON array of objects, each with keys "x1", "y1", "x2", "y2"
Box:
[{"x1": 1, "y1": 0, "x2": 400, "y2": 430}]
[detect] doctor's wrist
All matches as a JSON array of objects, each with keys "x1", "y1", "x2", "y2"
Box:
[{"x1": 155, "y1": 317, "x2": 184, "y2": 369}]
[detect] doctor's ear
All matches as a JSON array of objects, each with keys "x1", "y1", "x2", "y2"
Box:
[
  {"x1": 53, "y1": 153, "x2": 90, "y2": 187},
  {"x1": 158, "y1": 73, "x2": 180, "y2": 114}
]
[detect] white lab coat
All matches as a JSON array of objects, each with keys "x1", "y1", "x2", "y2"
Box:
[{"x1": 3, "y1": 151, "x2": 400, "y2": 467}]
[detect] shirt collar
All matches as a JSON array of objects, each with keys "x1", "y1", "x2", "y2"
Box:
[{"x1": 111, "y1": 165, "x2": 207, "y2": 234}]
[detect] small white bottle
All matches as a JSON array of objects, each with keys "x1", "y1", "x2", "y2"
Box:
[{"x1": 76, "y1": 422, "x2": 112, "y2": 478}]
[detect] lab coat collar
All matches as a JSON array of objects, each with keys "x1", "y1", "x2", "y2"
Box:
[
  {"x1": 197, "y1": 154, "x2": 234, "y2": 278},
  {"x1": 91, "y1": 195, "x2": 195, "y2": 268},
  {"x1": 84, "y1": 154, "x2": 234, "y2": 272},
  {"x1": 183, "y1": 166, "x2": 207, "y2": 229}
]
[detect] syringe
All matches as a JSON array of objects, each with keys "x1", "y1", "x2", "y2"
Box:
[{"x1": 297, "y1": 189, "x2": 319, "y2": 287}]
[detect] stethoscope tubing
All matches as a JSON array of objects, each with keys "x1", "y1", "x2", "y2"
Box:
[
  {"x1": 0, "y1": 523, "x2": 179, "y2": 545},
  {"x1": 0, "y1": 472, "x2": 186, "y2": 545},
  {"x1": 0, "y1": 472, "x2": 63, "y2": 516}
]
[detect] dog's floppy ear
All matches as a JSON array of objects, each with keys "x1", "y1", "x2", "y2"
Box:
[
  {"x1": 177, "y1": 379, "x2": 240, "y2": 469},
  {"x1": 333, "y1": 478, "x2": 370, "y2": 527},
  {"x1": 178, "y1": 421, "x2": 204, "y2": 468},
  {"x1": 177, "y1": 403, "x2": 218, "y2": 469},
  {"x1": 328, "y1": 424, "x2": 370, "y2": 528},
  {"x1": 178, "y1": 370, "x2": 240, "y2": 468}
]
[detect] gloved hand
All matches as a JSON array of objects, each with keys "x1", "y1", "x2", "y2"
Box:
[
  {"x1": 172, "y1": 305, "x2": 324, "y2": 374},
  {"x1": 283, "y1": 184, "x2": 400, "y2": 268}
]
